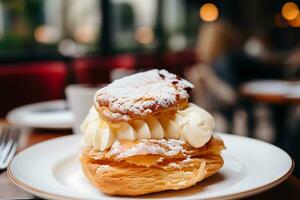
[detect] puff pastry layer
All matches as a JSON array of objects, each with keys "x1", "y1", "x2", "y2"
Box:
[{"x1": 80, "y1": 135, "x2": 225, "y2": 196}]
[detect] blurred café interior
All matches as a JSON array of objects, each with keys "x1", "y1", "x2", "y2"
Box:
[{"x1": 0, "y1": 0, "x2": 300, "y2": 179}]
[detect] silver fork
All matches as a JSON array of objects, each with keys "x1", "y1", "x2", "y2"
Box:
[{"x1": 0, "y1": 125, "x2": 21, "y2": 172}]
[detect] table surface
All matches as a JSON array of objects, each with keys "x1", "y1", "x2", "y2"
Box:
[
  {"x1": 239, "y1": 80, "x2": 300, "y2": 104},
  {"x1": 1, "y1": 126, "x2": 300, "y2": 200}
]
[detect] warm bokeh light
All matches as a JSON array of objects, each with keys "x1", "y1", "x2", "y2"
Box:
[
  {"x1": 58, "y1": 39, "x2": 87, "y2": 56},
  {"x1": 134, "y1": 26, "x2": 154, "y2": 44},
  {"x1": 74, "y1": 25, "x2": 97, "y2": 43},
  {"x1": 199, "y1": 3, "x2": 219, "y2": 22},
  {"x1": 288, "y1": 13, "x2": 300, "y2": 27},
  {"x1": 34, "y1": 25, "x2": 60, "y2": 44},
  {"x1": 58, "y1": 39, "x2": 77, "y2": 56},
  {"x1": 243, "y1": 37, "x2": 264, "y2": 57},
  {"x1": 281, "y1": 2, "x2": 299, "y2": 20},
  {"x1": 168, "y1": 34, "x2": 187, "y2": 51}
]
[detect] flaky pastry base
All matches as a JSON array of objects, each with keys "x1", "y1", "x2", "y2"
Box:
[{"x1": 80, "y1": 136, "x2": 225, "y2": 196}]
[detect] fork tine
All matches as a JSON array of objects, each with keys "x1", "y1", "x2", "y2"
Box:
[
  {"x1": 0, "y1": 126, "x2": 21, "y2": 170},
  {"x1": 0, "y1": 126, "x2": 9, "y2": 152},
  {"x1": 3, "y1": 139, "x2": 18, "y2": 168},
  {"x1": 0, "y1": 127, "x2": 20, "y2": 159},
  {"x1": 0, "y1": 126, "x2": 3, "y2": 149},
  {"x1": 0, "y1": 133, "x2": 15, "y2": 163}
]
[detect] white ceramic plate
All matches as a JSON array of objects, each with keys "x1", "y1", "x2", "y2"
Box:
[
  {"x1": 8, "y1": 133, "x2": 293, "y2": 200},
  {"x1": 7, "y1": 100, "x2": 73, "y2": 129}
]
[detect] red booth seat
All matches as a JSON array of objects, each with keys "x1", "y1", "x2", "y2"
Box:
[
  {"x1": 73, "y1": 54, "x2": 136, "y2": 84},
  {"x1": 0, "y1": 61, "x2": 67, "y2": 116}
]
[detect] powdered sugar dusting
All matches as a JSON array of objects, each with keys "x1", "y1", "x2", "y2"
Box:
[
  {"x1": 95, "y1": 69, "x2": 194, "y2": 121},
  {"x1": 107, "y1": 139, "x2": 187, "y2": 159},
  {"x1": 168, "y1": 162, "x2": 180, "y2": 169},
  {"x1": 182, "y1": 157, "x2": 192, "y2": 164},
  {"x1": 107, "y1": 140, "x2": 122, "y2": 156},
  {"x1": 96, "y1": 165, "x2": 110, "y2": 173}
]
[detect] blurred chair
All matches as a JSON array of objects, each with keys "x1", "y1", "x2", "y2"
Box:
[
  {"x1": 73, "y1": 54, "x2": 136, "y2": 84},
  {"x1": 0, "y1": 61, "x2": 67, "y2": 116}
]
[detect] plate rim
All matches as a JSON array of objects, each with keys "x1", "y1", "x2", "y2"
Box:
[
  {"x1": 6, "y1": 99, "x2": 73, "y2": 129},
  {"x1": 7, "y1": 134, "x2": 295, "y2": 200}
]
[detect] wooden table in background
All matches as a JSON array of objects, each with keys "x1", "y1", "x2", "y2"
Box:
[
  {"x1": 0, "y1": 127, "x2": 300, "y2": 199},
  {"x1": 239, "y1": 80, "x2": 300, "y2": 105}
]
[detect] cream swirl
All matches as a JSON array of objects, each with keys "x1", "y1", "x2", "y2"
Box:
[{"x1": 81, "y1": 103, "x2": 215, "y2": 151}]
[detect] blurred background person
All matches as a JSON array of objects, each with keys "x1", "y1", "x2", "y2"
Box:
[
  {"x1": 186, "y1": 21, "x2": 270, "y2": 135},
  {"x1": 186, "y1": 21, "x2": 239, "y2": 133}
]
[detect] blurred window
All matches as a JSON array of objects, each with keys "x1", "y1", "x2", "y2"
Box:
[
  {"x1": 163, "y1": 0, "x2": 188, "y2": 51},
  {"x1": 0, "y1": 0, "x2": 299, "y2": 58},
  {"x1": 111, "y1": 0, "x2": 157, "y2": 51},
  {"x1": 0, "y1": 0, "x2": 200, "y2": 56},
  {"x1": 0, "y1": 0, "x2": 101, "y2": 57}
]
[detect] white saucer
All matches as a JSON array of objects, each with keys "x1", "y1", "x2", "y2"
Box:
[
  {"x1": 7, "y1": 100, "x2": 73, "y2": 129},
  {"x1": 8, "y1": 133, "x2": 293, "y2": 200}
]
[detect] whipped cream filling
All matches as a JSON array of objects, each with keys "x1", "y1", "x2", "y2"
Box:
[{"x1": 81, "y1": 103, "x2": 215, "y2": 151}]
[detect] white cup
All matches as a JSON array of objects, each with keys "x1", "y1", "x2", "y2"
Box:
[{"x1": 65, "y1": 84, "x2": 102, "y2": 134}]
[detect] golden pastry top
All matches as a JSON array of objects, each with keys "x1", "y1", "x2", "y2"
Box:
[
  {"x1": 81, "y1": 103, "x2": 215, "y2": 151},
  {"x1": 94, "y1": 69, "x2": 194, "y2": 122}
]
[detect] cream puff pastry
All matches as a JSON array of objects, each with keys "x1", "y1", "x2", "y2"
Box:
[{"x1": 80, "y1": 69, "x2": 225, "y2": 196}]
